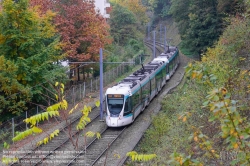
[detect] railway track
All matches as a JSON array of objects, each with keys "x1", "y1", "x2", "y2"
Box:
[
  {"x1": 10, "y1": 105, "x2": 102, "y2": 166},
  {"x1": 144, "y1": 40, "x2": 165, "y2": 56},
  {"x1": 65, "y1": 127, "x2": 126, "y2": 166},
  {"x1": 6, "y1": 40, "x2": 163, "y2": 166}
]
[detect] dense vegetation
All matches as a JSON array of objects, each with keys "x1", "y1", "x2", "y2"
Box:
[
  {"x1": 0, "y1": 0, "x2": 148, "y2": 119},
  {"x1": 135, "y1": 0, "x2": 250, "y2": 165},
  {"x1": 144, "y1": 0, "x2": 245, "y2": 58},
  {"x1": 0, "y1": 0, "x2": 67, "y2": 116},
  {"x1": 106, "y1": 0, "x2": 148, "y2": 69},
  {"x1": 1, "y1": 0, "x2": 249, "y2": 164}
]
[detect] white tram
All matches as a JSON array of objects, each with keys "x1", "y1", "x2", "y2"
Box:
[{"x1": 105, "y1": 47, "x2": 179, "y2": 127}]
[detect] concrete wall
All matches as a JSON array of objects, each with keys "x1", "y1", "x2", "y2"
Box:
[{"x1": 94, "y1": 0, "x2": 111, "y2": 18}]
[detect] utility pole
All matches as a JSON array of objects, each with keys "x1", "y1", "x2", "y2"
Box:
[
  {"x1": 153, "y1": 31, "x2": 156, "y2": 59},
  {"x1": 147, "y1": 23, "x2": 150, "y2": 40},
  {"x1": 165, "y1": 26, "x2": 167, "y2": 53},
  {"x1": 160, "y1": 24, "x2": 162, "y2": 43},
  {"x1": 99, "y1": 48, "x2": 104, "y2": 121}
]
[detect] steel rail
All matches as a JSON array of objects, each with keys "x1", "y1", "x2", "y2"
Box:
[
  {"x1": 10, "y1": 105, "x2": 100, "y2": 166},
  {"x1": 66, "y1": 127, "x2": 126, "y2": 166}
]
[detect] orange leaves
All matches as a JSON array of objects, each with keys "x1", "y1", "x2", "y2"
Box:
[
  {"x1": 178, "y1": 112, "x2": 192, "y2": 123},
  {"x1": 54, "y1": 0, "x2": 111, "y2": 62},
  {"x1": 221, "y1": 88, "x2": 227, "y2": 95},
  {"x1": 194, "y1": 136, "x2": 198, "y2": 142},
  {"x1": 30, "y1": 0, "x2": 112, "y2": 62},
  {"x1": 29, "y1": 0, "x2": 53, "y2": 15}
]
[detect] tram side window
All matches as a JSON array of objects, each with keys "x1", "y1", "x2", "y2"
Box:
[
  {"x1": 166, "y1": 64, "x2": 169, "y2": 74},
  {"x1": 163, "y1": 65, "x2": 167, "y2": 77},
  {"x1": 151, "y1": 77, "x2": 156, "y2": 91},
  {"x1": 142, "y1": 81, "x2": 150, "y2": 101},
  {"x1": 131, "y1": 90, "x2": 140, "y2": 110},
  {"x1": 156, "y1": 71, "x2": 162, "y2": 81},
  {"x1": 169, "y1": 60, "x2": 173, "y2": 71},
  {"x1": 124, "y1": 97, "x2": 132, "y2": 116}
]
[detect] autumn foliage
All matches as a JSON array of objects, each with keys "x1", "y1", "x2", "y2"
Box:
[
  {"x1": 53, "y1": 0, "x2": 112, "y2": 62},
  {"x1": 113, "y1": 0, "x2": 149, "y2": 24},
  {"x1": 30, "y1": 0, "x2": 112, "y2": 62},
  {"x1": 0, "y1": 0, "x2": 65, "y2": 115},
  {"x1": 29, "y1": 0, "x2": 53, "y2": 14}
]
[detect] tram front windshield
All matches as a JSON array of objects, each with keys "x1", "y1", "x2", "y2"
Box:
[{"x1": 107, "y1": 95, "x2": 124, "y2": 116}]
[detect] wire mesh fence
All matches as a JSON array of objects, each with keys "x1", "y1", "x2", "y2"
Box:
[
  {"x1": 0, "y1": 54, "x2": 145, "y2": 149},
  {"x1": 0, "y1": 106, "x2": 45, "y2": 151}
]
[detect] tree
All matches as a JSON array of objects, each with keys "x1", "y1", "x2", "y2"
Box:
[
  {"x1": 29, "y1": 0, "x2": 53, "y2": 14},
  {"x1": 54, "y1": 0, "x2": 112, "y2": 62},
  {"x1": 111, "y1": 0, "x2": 149, "y2": 25},
  {"x1": 170, "y1": 0, "x2": 248, "y2": 57},
  {"x1": 52, "y1": 0, "x2": 112, "y2": 82},
  {"x1": 0, "y1": 0, "x2": 66, "y2": 115},
  {"x1": 109, "y1": 4, "x2": 137, "y2": 45},
  {"x1": 169, "y1": 0, "x2": 191, "y2": 37},
  {"x1": 149, "y1": 0, "x2": 171, "y2": 18},
  {"x1": 170, "y1": 0, "x2": 222, "y2": 57},
  {"x1": 217, "y1": 0, "x2": 245, "y2": 15},
  {"x1": 183, "y1": 0, "x2": 222, "y2": 55},
  {"x1": 0, "y1": 56, "x2": 31, "y2": 115}
]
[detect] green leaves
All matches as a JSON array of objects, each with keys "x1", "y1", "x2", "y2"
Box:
[
  {"x1": 95, "y1": 100, "x2": 100, "y2": 107},
  {"x1": 12, "y1": 126, "x2": 43, "y2": 142},
  {"x1": 110, "y1": 4, "x2": 137, "y2": 45},
  {"x1": 126, "y1": 151, "x2": 157, "y2": 162},
  {"x1": 37, "y1": 129, "x2": 59, "y2": 146},
  {"x1": 85, "y1": 131, "x2": 101, "y2": 139},
  {"x1": 203, "y1": 87, "x2": 250, "y2": 164},
  {"x1": 0, "y1": 56, "x2": 31, "y2": 115},
  {"x1": 24, "y1": 111, "x2": 59, "y2": 126},
  {"x1": 0, "y1": 0, "x2": 66, "y2": 115},
  {"x1": 76, "y1": 116, "x2": 91, "y2": 130},
  {"x1": 171, "y1": 0, "x2": 222, "y2": 55},
  {"x1": 2, "y1": 156, "x2": 18, "y2": 165},
  {"x1": 3, "y1": 142, "x2": 10, "y2": 149},
  {"x1": 168, "y1": 152, "x2": 203, "y2": 165}
]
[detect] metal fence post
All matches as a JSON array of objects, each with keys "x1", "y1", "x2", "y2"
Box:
[
  {"x1": 26, "y1": 111, "x2": 28, "y2": 130},
  {"x1": 37, "y1": 106, "x2": 40, "y2": 125},
  {"x1": 117, "y1": 67, "x2": 118, "y2": 77},
  {"x1": 91, "y1": 79, "x2": 93, "y2": 92},
  {"x1": 95, "y1": 78, "x2": 97, "y2": 91},
  {"x1": 109, "y1": 71, "x2": 111, "y2": 83},
  {"x1": 80, "y1": 83, "x2": 82, "y2": 100},
  {"x1": 83, "y1": 82, "x2": 86, "y2": 97},
  {"x1": 12, "y1": 118, "x2": 14, "y2": 144},
  {"x1": 112, "y1": 69, "x2": 114, "y2": 80},
  {"x1": 73, "y1": 86, "x2": 75, "y2": 106}
]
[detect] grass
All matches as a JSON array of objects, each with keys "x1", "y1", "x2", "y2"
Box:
[{"x1": 133, "y1": 77, "x2": 212, "y2": 165}]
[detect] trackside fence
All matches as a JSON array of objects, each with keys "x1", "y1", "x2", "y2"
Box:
[{"x1": 0, "y1": 55, "x2": 146, "y2": 150}]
